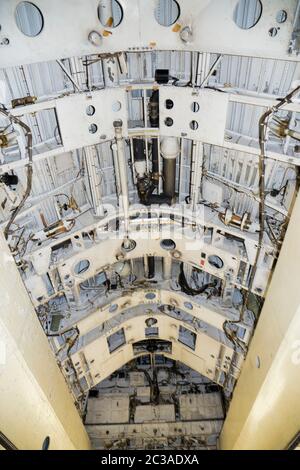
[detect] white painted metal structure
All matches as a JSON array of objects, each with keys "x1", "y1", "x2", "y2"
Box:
[{"x1": 0, "y1": 0, "x2": 300, "y2": 450}]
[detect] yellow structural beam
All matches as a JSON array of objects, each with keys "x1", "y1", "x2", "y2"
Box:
[
  {"x1": 220, "y1": 191, "x2": 300, "y2": 450},
  {"x1": 0, "y1": 233, "x2": 90, "y2": 450}
]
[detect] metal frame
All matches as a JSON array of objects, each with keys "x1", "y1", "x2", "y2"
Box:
[{"x1": 0, "y1": 1, "x2": 298, "y2": 68}]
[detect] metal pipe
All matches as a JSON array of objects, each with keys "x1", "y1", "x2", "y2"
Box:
[
  {"x1": 113, "y1": 120, "x2": 129, "y2": 236},
  {"x1": 111, "y1": 142, "x2": 121, "y2": 198},
  {"x1": 56, "y1": 60, "x2": 82, "y2": 93},
  {"x1": 147, "y1": 256, "x2": 155, "y2": 279},
  {"x1": 0, "y1": 108, "x2": 33, "y2": 239},
  {"x1": 152, "y1": 138, "x2": 159, "y2": 177},
  {"x1": 160, "y1": 137, "x2": 180, "y2": 200},
  {"x1": 195, "y1": 52, "x2": 211, "y2": 87},
  {"x1": 149, "y1": 90, "x2": 159, "y2": 185},
  {"x1": 190, "y1": 141, "x2": 203, "y2": 211},
  {"x1": 163, "y1": 257, "x2": 172, "y2": 280},
  {"x1": 129, "y1": 137, "x2": 137, "y2": 185},
  {"x1": 183, "y1": 264, "x2": 193, "y2": 286},
  {"x1": 199, "y1": 54, "x2": 222, "y2": 88},
  {"x1": 143, "y1": 255, "x2": 149, "y2": 278},
  {"x1": 84, "y1": 146, "x2": 104, "y2": 217},
  {"x1": 69, "y1": 57, "x2": 87, "y2": 91},
  {"x1": 178, "y1": 138, "x2": 185, "y2": 202},
  {"x1": 6, "y1": 175, "x2": 83, "y2": 219},
  {"x1": 224, "y1": 82, "x2": 300, "y2": 345},
  {"x1": 163, "y1": 159, "x2": 176, "y2": 198}
]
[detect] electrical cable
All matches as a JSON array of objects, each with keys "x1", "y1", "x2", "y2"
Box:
[
  {"x1": 0, "y1": 106, "x2": 33, "y2": 240},
  {"x1": 242, "y1": 83, "x2": 300, "y2": 317},
  {"x1": 223, "y1": 83, "x2": 300, "y2": 352},
  {"x1": 178, "y1": 262, "x2": 217, "y2": 296},
  {"x1": 198, "y1": 55, "x2": 223, "y2": 88}
]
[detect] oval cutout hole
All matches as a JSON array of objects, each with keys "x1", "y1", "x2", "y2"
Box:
[
  {"x1": 154, "y1": 0, "x2": 180, "y2": 27},
  {"x1": 233, "y1": 0, "x2": 262, "y2": 30},
  {"x1": 98, "y1": 0, "x2": 123, "y2": 28},
  {"x1": 15, "y1": 2, "x2": 44, "y2": 37}
]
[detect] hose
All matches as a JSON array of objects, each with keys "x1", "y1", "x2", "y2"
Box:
[
  {"x1": 178, "y1": 263, "x2": 217, "y2": 296},
  {"x1": 0, "y1": 107, "x2": 33, "y2": 240},
  {"x1": 223, "y1": 83, "x2": 300, "y2": 353},
  {"x1": 241, "y1": 83, "x2": 300, "y2": 320}
]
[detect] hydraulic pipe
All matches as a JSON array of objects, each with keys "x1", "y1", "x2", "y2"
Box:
[
  {"x1": 151, "y1": 138, "x2": 159, "y2": 179},
  {"x1": 149, "y1": 90, "x2": 160, "y2": 183},
  {"x1": 84, "y1": 146, "x2": 104, "y2": 218},
  {"x1": 147, "y1": 256, "x2": 155, "y2": 279},
  {"x1": 111, "y1": 142, "x2": 121, "y2": 199},
  {"x1": 163, "y1": 257, "x2": 172, "y2": 280},
  {"x1": 163, "y1": 159, "x2": 176, "y2": 198},
  {"x1": 143, "y1": 255, "x2": 149, "y2": 279},
  {"x1": 113, "y1": 120, "x2": 129, "y2": 237},
  {"x1": 160, "y1": 137, "x2": 180, "y2": 200},
  {"x1": 190, "y1": 141, "x2": 203, "y2": 211},
  {"x1": 0, "y1": 108, "x2": 33, "y2": 239},
  {"x1": 56, "y1": 60, "x2": 82, "y2": 92}
]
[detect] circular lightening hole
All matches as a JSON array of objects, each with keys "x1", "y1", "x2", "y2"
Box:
[
  {"x1": 184, "y1": 302, "x2": 193, "y2": 310},
  {"x1": 165, "y1": 99, "x2": 174, "y2": 110},
  {"x1": 233, "y1": 0, "x2": 262, "y2": 30},
  {"x1": 74, "y1": 259, "x2": 90, "y2": 275},
  {"x1": 276, "y1": 10, "x2": 287, "y2": 24},
  {"x1": 160, "y1": 239, "x2": 176, "y2": 251},
  {"x1": 15, "y1": 2, "x2": 44, "y2": 37},
  {"x1": 88, "y1": 30, "x2": 102, "y2": 47},
  {"x1": 86, "y1": 105, "x2": 95, "y2": 116},
  {"x1": 154, "y1": 0, "x2": 180, "y2": 27},
  {"x1": 121, "y1": 239, "x2": 136, "y2": 252},
  {"x1": 145, "y1": 292, "x2": 156, "y2": 300},
  {"x1": 190, "y1": 120, "x2": 199, "y2": 130},
  {"x1": 109, "y1": 304, "x2": 118, "y2": 313},
  {"x1": 98, "y1": 0, "x2": 123, "y2": 28},
  {"x1": 112, "y1": 101, "x2": 122, "y2": 112},
  {"x1": 207, "y1": 255, "x2": 224, "y2": 269},
  {"x1": 88, "y1": 123, "x2": 98, "y2": 134},
  {"x1": 171, "y1": 249, "x2": 181, "y2": 259},
  {"x1": 191, "y1": 102, "x2": 200, "y2": 113},
  {"x1": 145, "y1": 318, "x2": 158, "y2": 327},
  {"x1": 256, "y1": 356, "x2": 261, "y2": 368},
  {"x1": 164, "y1": 117, "x2": 174, "y2": 127}
]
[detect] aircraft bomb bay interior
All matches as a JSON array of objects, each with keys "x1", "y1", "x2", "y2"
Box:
[{"x1": 0, "y1": 0, "x2": 300, "y2": 451}]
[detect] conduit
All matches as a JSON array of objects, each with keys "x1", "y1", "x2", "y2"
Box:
[
  {"x1": 113, "y1": 120, "x2": 129, "y2": 239},
  {"x1": 0, "y1": 107, "x2": 33, "y2": 240}
]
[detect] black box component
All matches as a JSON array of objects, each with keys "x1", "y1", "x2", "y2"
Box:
[{"x1": 155, "y1": 69, "x2": 169, "y2": 84}]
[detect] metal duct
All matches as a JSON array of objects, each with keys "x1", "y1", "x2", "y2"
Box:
[{"x1": 160, "y1": 137, "x2": 180, "y2": 199}]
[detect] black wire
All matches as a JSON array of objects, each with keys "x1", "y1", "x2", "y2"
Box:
[
  {"x1": 204, "y1": 86, "x2": 226, "y2": 93},
  {"x1": 178, "y1": 263, "x2": 217, "y2": 296}
]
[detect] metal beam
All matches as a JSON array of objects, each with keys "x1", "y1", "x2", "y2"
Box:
[
  {"x1": 0, "y1": 233, "x2": 90, "y2": 450},
  {"x1": 220, "y1": 191, "x2": 300, "y2": 450}
]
